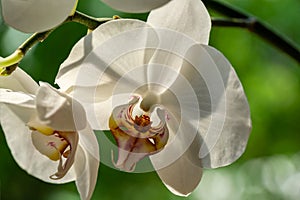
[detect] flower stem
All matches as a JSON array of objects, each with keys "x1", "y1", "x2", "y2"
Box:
[
  {"x1": 67, "y1": 11, "x2": 117, "y2": 30},
  {"x1": 20, "y1": 31, "x2": 54, "y2": 55},
  {"x1": 0, "y1": 11, "x2": 115, "y2": 74},
  {"x1": 204, "y1": 0, "x2": 300, "y2": 64}
]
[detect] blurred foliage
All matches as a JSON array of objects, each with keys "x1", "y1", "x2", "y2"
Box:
[{"x1": 0, "y1": 0, "x2": 299, "y2": 199}]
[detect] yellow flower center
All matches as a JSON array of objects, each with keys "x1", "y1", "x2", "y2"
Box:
[
  {"x1": 134, "y1": 115, "x2": 151, "y2": 132},
  {"x1": 28, "y1": 121, "x2": 55, "y2": 135}
]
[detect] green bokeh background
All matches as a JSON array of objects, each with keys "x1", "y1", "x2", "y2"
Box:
[{"x1": 0, "y1": 0, "x2": 299, "y2": 199}]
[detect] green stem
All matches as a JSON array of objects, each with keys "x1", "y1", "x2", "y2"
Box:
[
  {"x1": 68, "y1": 11, "x2": 115, "y2": 30},
  {"x1": 20, "y1": 31, "x2": 54, "y2": 55},
  {"x1": 0, "y1": 11, "x2": 114, "y2": 74}
]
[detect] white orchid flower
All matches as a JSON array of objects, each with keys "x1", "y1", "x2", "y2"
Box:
[
  {"x1": 56, "y1": 0, "x2": 251, "y2": 196},
  {"x1": 0, "y1": 68, "x2": 99, "y2": 200},
  {"x1": 1, "y1": 0, "x2": 78, "y2": 33},
  {"x1": 101, "y1": 0, "x2": 171, "y2": 13}
]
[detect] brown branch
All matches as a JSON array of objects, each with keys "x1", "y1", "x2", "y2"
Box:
[{"x1": 204, "y1": 0, "x2": 300, "y2": 64}]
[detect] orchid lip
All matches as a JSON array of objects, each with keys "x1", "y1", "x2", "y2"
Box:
[
  {"x1": 29, "y1": 122, "x2": 78, "y2": 180},
  {"x1": 49, "y1": 131, "x2": 78, "y2": 180},
  {"x1": 109, "y1": 96, "x2": 169, "y2": 172}
]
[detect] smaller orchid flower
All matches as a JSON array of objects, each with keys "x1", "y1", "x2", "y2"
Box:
[
  {"x1": 101, "y1": 0, "x2": 171, "y2": 13},
  {"x1": 1, "y1": 0, "x2": 78, "y2": 33},
  {"x1": 56, "y1": 0, "x2": 251, "y2": 196},
  {"x1": 0, "y1": 67, "x2": 99, "y2": 200}
]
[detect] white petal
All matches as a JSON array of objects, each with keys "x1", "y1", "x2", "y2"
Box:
[
  {"x1": 56, "y1": 19, "x2": 158, "y2": 92},
  {"x1": 74, "y1": 143, "x2": 99, "y2": 199},
  {"x1": 0, "y1": 88, "x2": 35, "y2": 127},
  {"x1": 147, "y1": 0, "x2": 211, "y2": 44},
  {"x1": 154, "y1": 156, "x2": 202, "y2": 196},
  {"x1": 101, "y1": 0, "x2": 171, "y2": 13},
  {"x1": 56, "y1": 19, "x2": 159, "y2": 129},
  {"x1": 84, "y1": 98, "x2": 113, "y2": 130},
  {"x1": 179, "y1": 44, "x2": 251, "y2": 168},
  {"x1": 0, "y1": 104, "x2": 76, "y2": 183},
  {"x1": 74, "y1": 124, "x2": 99, "y2": 200},
  {"x1": 148, "y1": 94, "x2": 202, "y2": 194},
  {"x1": 146, "y1": 59, "x2": 185, "y2": 94},
  {"x1": 0, "y1": 67, "x2": 38, "y2": 94},
  {"x1": 77, "y1": 123, "x2": 100, "y2": 163},
  {"x1": 35, "y1": 82, "x2": 87, "y2": 131},
  {"x1": 0, "y1": 89, "x2": 35, "y2": 108},
  {"x1": 1, "y1": 0, "x2": 77, "y2": 33},
  {"x1": 145, "y1": 0, "x2": 212, "y2": 90},
  {"x1": 151, "y1": 130, "x2": 203, "y2": 196},
  {"x1": 158, "y1": 63, "x2": 201, "y2": 155},
  {"x1": 150, "y1": 111, "x2": 201, "y2": 171}
]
